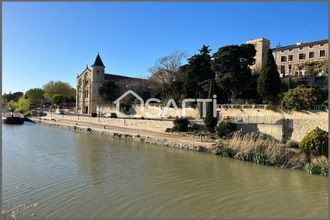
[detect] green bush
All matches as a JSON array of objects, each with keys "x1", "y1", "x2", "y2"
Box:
[
  {"x1": 304, "y1": 162, "x2": 328, "y2": 176},
  {"x1": 216, "y1": 122, "x2": 237, "y2": 138},
  {"x1": 234, "y1": 152, "x2": 254, "y2": 161},
  {"x1": 322, "y1": 100, "x2": 328, "y2": 109},
  {"x1": 282, "y1": 86, "x2": 318, "y2": 110},
  {"x1": 191, "y1": 123, "x2": 204, "y2": 131},
  {"x1": 215, "y1": 148, "x2": 238, "y2": 157},
  {"x1": 299, "y1": 127, "x2": 328, "y2": 157},
  {"x1": 286, "y1": 140, "x2": 299, "y2": 149},
  {"x1": 173, "y1": 118, "x2": 191, "y2": 132}
]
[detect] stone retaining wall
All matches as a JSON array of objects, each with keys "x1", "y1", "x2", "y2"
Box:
[
  {"x1": 221, "y1": 108, "x2": 328, "y2": 142},
  {"x1": 237, "y1": 124, "x2": 283, "y2": 141},
  {"x1": 36, "y1": 119, "x2": 210, "y2": 153}
]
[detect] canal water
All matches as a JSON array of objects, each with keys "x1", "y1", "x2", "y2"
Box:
[{"x1": 3, "y1": 123, "x2": 328, "y2": 218}]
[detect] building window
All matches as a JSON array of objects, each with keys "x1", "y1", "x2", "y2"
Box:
[
  {"x1": 280, "y1": 65, "x2": 285, "y2": 74},
  {"x1": 288, "y1": 65, "x2": 292, "y2": 73},
  {"x1": 309, "y1": 52, "x2": 314, "y2": 58},
  {"x1": 281, "y1": 56, "x2": 287, "y2": 62},
  {"x1": 320, "y1": 50, "x2": 325, "y2": 57},
  {"x1": 289, "y1": 48, "x2": 292, "y2": 51},
  {"x1": 309, "y1": 45, "x2": 313, "y2": 48},
  {"x1": 288, "y1": 55, "x2": 293, "y2": 61},
  {"x1": 299, "y1": 53, "x2": 305, "y2": 60},
  {"x1": 299, "y1": 46, "x2": 303, "y2": 50},
  {"x1": 320, "y1": 43, "x2": 324, "y2": 47}
]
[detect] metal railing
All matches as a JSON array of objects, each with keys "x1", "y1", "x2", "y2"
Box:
[
  {"x1": 220, "y1": 115, "x2": 282, "y2": 125},
  {"x1": 218, "y1": 104, "x2": 279, "y2": 110}
]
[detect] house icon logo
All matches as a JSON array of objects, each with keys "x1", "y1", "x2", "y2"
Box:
[{"x1": 113, "y1": 90, "x2": 144, "y2": 113}]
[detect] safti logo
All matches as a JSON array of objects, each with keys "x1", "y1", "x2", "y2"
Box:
[{"x1": 113, "y1": 90, "x2": 218, "y2": 118}]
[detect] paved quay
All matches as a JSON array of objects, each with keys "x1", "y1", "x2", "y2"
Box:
[{"x1": 34, "y1": 115, "x2": 215, "y2": 152}]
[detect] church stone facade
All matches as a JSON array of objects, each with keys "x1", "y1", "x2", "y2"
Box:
[
  {"x1": 76, "y1": 54, "x2": 144, "y2": 114},
  {"x1": 246, "y1": 38, "x2": 328, "y2": 77}
]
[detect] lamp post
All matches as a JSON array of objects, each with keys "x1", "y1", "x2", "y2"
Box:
[{"x1": 96, "y1": 105, "x2": 100, "y2": 122}]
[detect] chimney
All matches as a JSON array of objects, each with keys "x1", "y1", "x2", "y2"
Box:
[{"x1": 296, "y1": 41, "x2": 302, "y2": 45}]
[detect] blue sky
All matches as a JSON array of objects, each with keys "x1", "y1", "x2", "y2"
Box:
[{"x1": 3, "y1": 2, "x2": 328, "y2": 93}]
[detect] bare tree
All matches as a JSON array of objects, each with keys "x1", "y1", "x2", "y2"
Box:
[{"x1": 148, "y1": 51, "x2": 186, "y2": 96}]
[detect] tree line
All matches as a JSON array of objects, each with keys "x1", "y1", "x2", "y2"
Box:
[
  {"x1": 2, "y1": 81, "x2": 75, "y2": 114},
  {"x1": 100, "y1": 44, "x2": 282, "y2": 105}
]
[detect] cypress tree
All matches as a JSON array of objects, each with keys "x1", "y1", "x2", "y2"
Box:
[
  {"x1": 204, "y1": 79, "x2": 218, "y2": 132},
  {"x1": 257, "y1": 49, "x2": 281, "y2": 103}
]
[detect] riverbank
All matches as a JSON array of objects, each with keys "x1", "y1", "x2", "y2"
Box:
[
  {"x1": 32, "y1": 115, "x2": 328, "y2": 176},
  {"x1": 34, "y1": 116, "x2": 214, "y2": 152}
]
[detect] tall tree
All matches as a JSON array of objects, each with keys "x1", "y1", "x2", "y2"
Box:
[
  {"x1": 182, "y1": 45, "x2": 215, "y2": 98},
  {"x1": 212, "y1": 44, "x2": 256, "y2": 103},
  {"x1": 3, "y1": 92, "x2": 23, "y2": 102},
  {"x1": 42, "y1": 81, "x2": 75, "y2": 102},
  {"x1": 17, "y1": 97, "x2": 31, "y2": 113},
  {"x1": 148, "y1": 51, "x2": 186, "y2": 98},
  {"x1": 25, "y1": 88, "x2": 45, "y2": 107},
  {"x1": 204, "y1": 80, "x2": 218, "y2": 132},
  {"x1": 257, "y1": 49, "x2": 281, "y2": 102}
]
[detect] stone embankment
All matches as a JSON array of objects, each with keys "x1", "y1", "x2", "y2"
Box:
[
  {"x1": 32, "y1": 116, "x2": 327, "y2": 175},
  {"x1": 34, "y1": 117, "x2": 214, "y2": 153}
]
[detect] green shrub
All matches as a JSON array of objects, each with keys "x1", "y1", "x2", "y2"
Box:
[
  {"x1": 234, "y1": 152, "x2": 254, "y2": 161},
  {"x1": 304, "y1": 162, "x2": 328, "y2": 176},
  {"x1": 286, "y1": 140, "x2": 299, "y2": 149},
  {"x1": 216, "y1": 122, "x2": 237, "y2": 138},
  {"x1": 216, "y1": 148, "x2": 238, "y2": 157},
  {"x1": 173, "y1": 118, "x2": 190, "y2": 132},
  {"x1": 299, "y1": 127, "x2": 328, "y2": 157},
  {"x1": 252, "y1": 153, "x2": 276, "y2": 165},
  {"x1": 282, "y1": 86, "x2": 318, "y2": 110},
  {"x1": 322, "y1": 100, "x2": 328, "y2": 109},
  {"x1": 191, "y1": 123, "x2": 204, "y2": 131}
]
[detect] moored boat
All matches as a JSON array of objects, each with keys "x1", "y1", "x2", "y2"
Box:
[{"x1": 2, "y1": 113, "x2": 25, "y2": 125}]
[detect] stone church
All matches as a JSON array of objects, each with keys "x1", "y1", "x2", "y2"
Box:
[{"x1": 75, "y1": 54, "x2": 145, "y2": 114}]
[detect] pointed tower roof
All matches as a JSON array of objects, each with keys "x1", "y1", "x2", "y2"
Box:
[{"x1": 91, "y1": 53, "x2": 105, "y2": 67}]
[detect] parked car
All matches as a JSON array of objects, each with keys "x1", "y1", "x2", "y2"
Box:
[
  {"x1": 104, "y1": 112, "x2": 118, "y2": 118},
  {"x1": 55, "y1": 109, "x2": 65, "y2": 115}
]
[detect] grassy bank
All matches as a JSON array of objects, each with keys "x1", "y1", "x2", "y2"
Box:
[{"x1": 211, "y1": 131, "x2": 328, "y2": 176}]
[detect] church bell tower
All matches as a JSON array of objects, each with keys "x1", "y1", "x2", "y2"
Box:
[{"x1": 90, "y1": 53, "x2": 105, "y2": 114}]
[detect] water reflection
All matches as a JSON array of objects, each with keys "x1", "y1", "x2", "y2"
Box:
[{"x1": 3, "y1": 124, "x2": 328, "y2": 219}]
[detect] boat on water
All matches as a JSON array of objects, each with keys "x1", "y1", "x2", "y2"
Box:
[{"x1": 2, "y1": 112, "x2": 25, "y2": 125}]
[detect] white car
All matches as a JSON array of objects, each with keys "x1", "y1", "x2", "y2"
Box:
[
  {"x1": 55, "y1": 109, "x2": 65, "y2": 115},
  {"x1": 104, "y1": 112, "x2": 117, "y2": 118}
]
